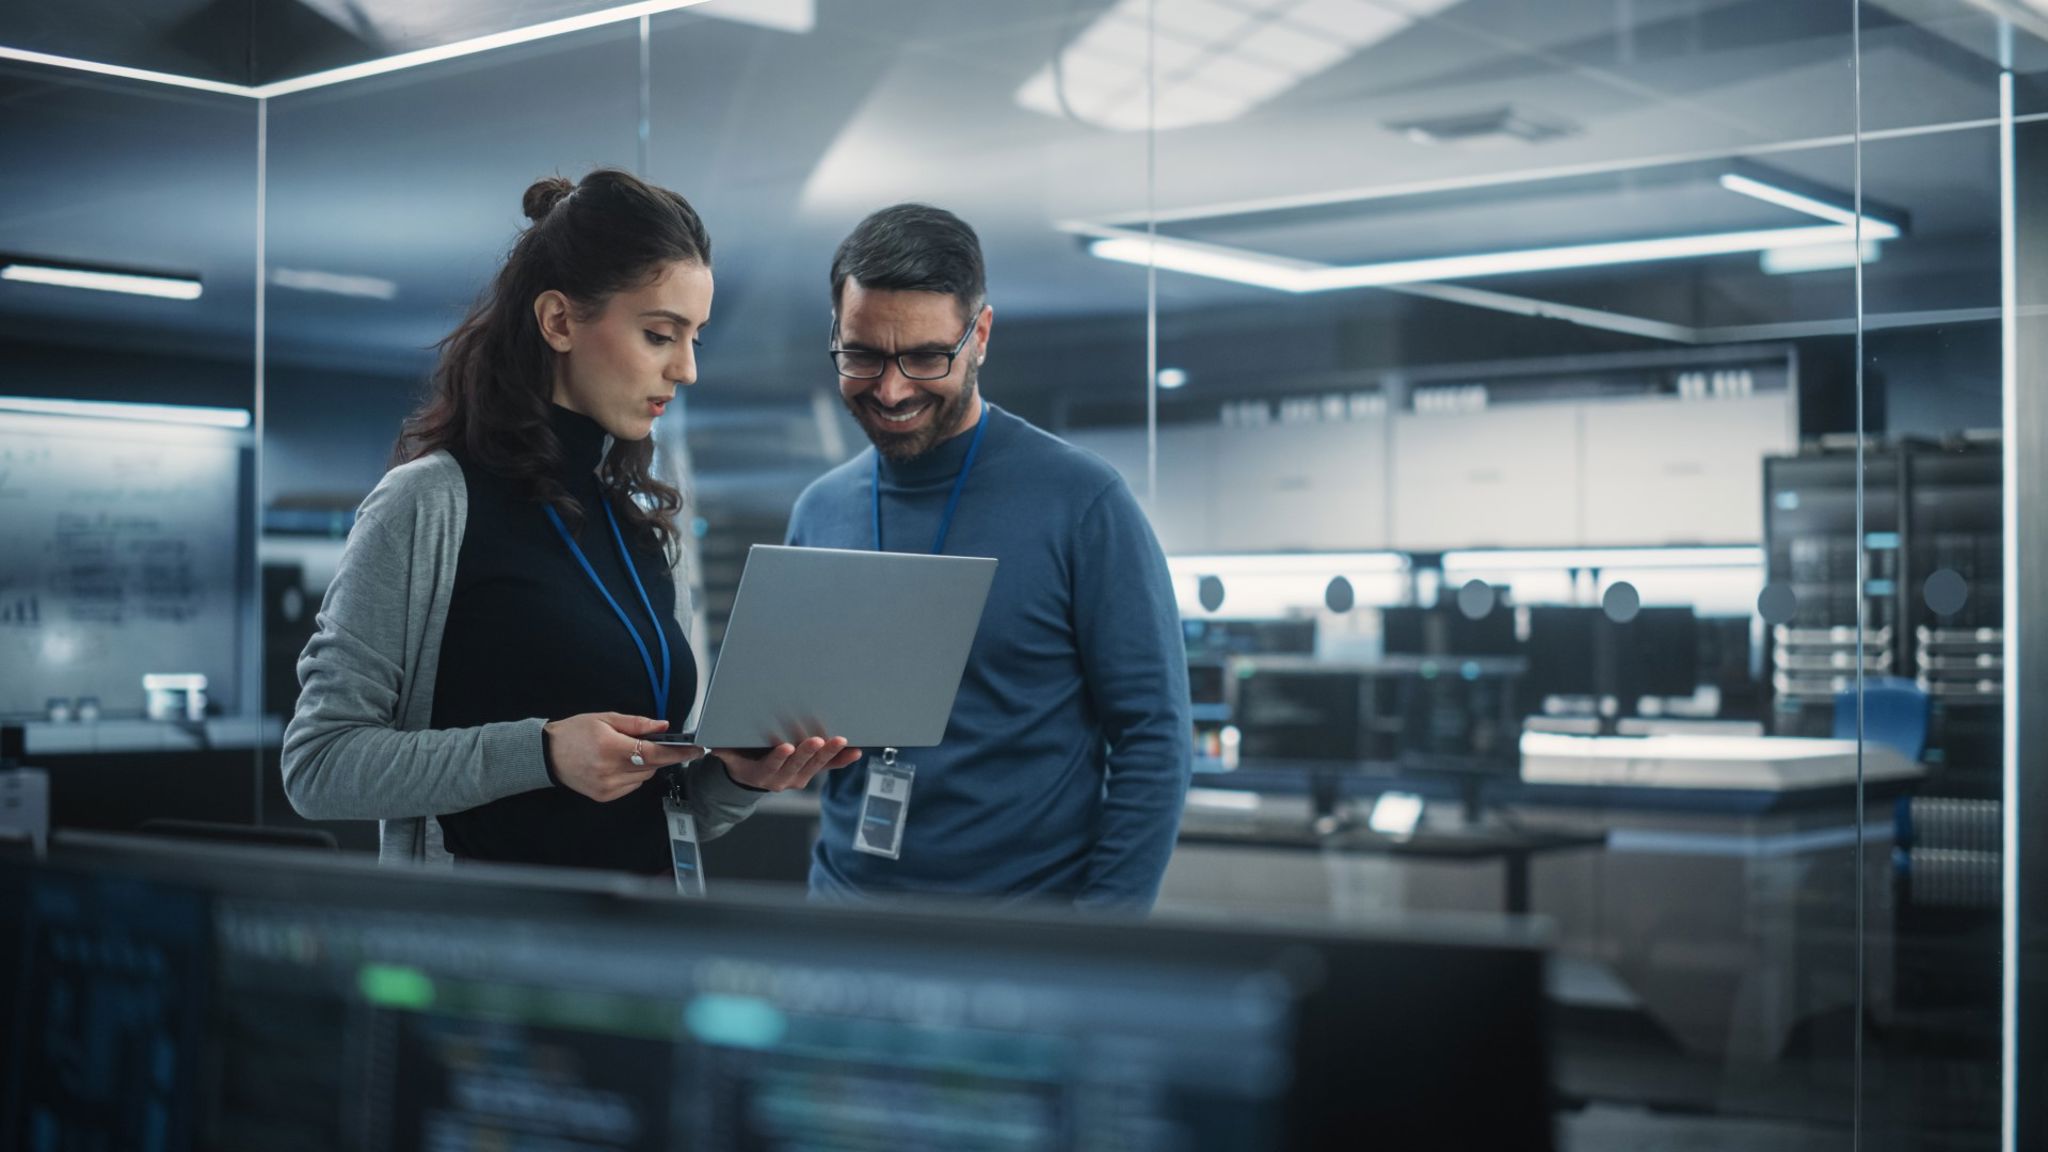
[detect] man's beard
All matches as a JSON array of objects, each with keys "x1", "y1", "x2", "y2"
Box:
[{"x1": 847, "y1": 359, "x2": 979, "y2": 461}]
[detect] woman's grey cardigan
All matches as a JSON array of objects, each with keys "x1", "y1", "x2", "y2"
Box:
[{"x1": 280, "y1": 450, "x2": 762, "y2": 865}]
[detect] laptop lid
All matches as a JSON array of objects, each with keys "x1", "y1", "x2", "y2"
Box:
[{"x1": 689, "y1": 545, "x2": 996, "y2": 749}]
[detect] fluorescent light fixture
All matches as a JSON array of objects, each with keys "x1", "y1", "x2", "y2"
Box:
[
  {"x1": 1442, "y1": 547, "x2": 1764, "y2": 571},
  {"x1": 0, "y1": 396, "x2": 252, "y2": 429},
  {"x1": 1720, "y1": 173, "x2": 1901, "y2": 237},
  {"x1": 251, "y1": 0, "x2": 715, "y2": 97},
  {"x1": 1, "y1": 1, "x2": 757, "y2": 99},
  {"x1": 0, "y1": 45, "x2": 254, "y2": 96},
  {"x1": 1169, "y1": 552, "x2": 1409, "y2": 577},
  {"x1": 1157, "y1": 367, "x2": 1189, "y2": 390},
  {"x1": 1088, "y1": 235, "x2": 1320, "y2": 290},
  {"x1": 1595, "y1": 569, "x2": 1765, "y2": 617},
  {"x1": 1304, "y1": 226, "x2": 1887, "y2": 286},
  {"x1": 1081, "y1": 165, "x2": 1902, "y2": 292},
  {"x1": 270, "y1": 267, "x2": 398, "y2": 300},
  {"x1": 2, "y1": 262, "x2": 201, "y2": 300},
  {"x1": 1016, "y1": 0, "x2": 1448, "y2": 131},
  {"x1": 1761, "y1": 239, "x2": 1880, "y2": 275},
  {"x1": 1092, "y1": 224, "x2": 1881, "y2": 292}
]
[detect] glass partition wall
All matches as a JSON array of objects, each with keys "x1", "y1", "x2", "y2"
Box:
[
  {"x1": 1853, "y1": 6, "x2": 2012, "y2": 1148},
  {"x1": 3, "y1": 0, "x2": 2038, "y2": 1147},
  {"x1": 1121, "y1": 6, "x2": 1866, "y2": 1146},
  {"x1": 0, "y1": 59, "x2": 264, "y2": 830}
]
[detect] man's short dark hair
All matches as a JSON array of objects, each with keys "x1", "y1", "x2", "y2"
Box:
[{"x1": 830, "y1": 203, "x2": 986, "y2": 320}]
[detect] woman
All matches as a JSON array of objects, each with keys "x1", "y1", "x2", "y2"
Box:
[{"x1": 282, "y1": 168, "x2": 858, "y2": 872}]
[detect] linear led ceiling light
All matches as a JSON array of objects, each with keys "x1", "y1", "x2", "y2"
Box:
[
  {"x1": 1085, "y1": 171, "x2": 1902, "y2": 291},
  {"x1": 270, "y1": 268, "x2": 398, "y2": 300},
  {"x1": 0, "y1": 0, "x2": 814, "y2": 99},
  {"x1": 1169, "y1": 552, "x2": 1410, "y2": 578},
  {"x1": 1, "y1": 260, "x2": 202, "y2": 300},
  {"x1": 1016, "y1": 0, "x2": 1461, "y2": 132},
  {"x1": 1442, "y1": 547, "x2": 1765, "y2": 572},
  {"x1": 1761, "y1": 239, "x2": 1881, "y2": 275},
  {"x1": 0, "y1": 396, "x2": 251, "y2": 429},
  {"x1": 1718, "y1": 173, "x2": 1898, "y2": 274},
  {"x1": 251, "y1": 0, "x2": 718, "y2": 98}
]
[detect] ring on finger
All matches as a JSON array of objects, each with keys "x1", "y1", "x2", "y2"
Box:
[{"x1": 629, "y1": 740, "x2": 646, "y2": 768}]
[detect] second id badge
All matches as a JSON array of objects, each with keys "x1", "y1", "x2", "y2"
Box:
[
  {"x1": 664, "y1": 790, "x2": 706, "y2": 898},
  {"x1": 852, "y1": 748, "x2": 915, "y2": 860}
]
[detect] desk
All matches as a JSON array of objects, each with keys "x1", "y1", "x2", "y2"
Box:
[
  {"x1": 1177, "y1": 821, "x2": 1605, "y2": 915},
  {"x1": 1173, "y1": 761, "x2": 1921, "y2": 1064}
]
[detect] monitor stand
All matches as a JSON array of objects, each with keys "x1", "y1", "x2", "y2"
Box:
[{"x1": 1308, "y1": 766, "x2": 1351, "y2": 837}]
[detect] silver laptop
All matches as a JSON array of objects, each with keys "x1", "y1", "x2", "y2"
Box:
[{"x1": 670, "y1": 545, "x2": 996, "y2": 750}]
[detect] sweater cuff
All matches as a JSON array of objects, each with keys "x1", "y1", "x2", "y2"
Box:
[
  {"x1": 480, "y1": 718, "x2": 554, "y2": 800},
  {"x1": 690, "y1": 756, "x2": 769, "y2": 807}
]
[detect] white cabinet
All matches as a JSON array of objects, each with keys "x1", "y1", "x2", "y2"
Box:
[
  {"x1": 1391, "y1": 405, "x2": 1583, "y2": 550},
  {"x1": 1579, "y1": 394, "x2": 1791, "y2": 546},
  {"x1": 1063, "y1": 425, "x2": 1217, "y2": 554},
  {"x1": 1069, "y1": 389, "x2": 1791, "y2": 556},
  {"x1": 1211, "y1": 419, "x2": 1387, "y2": 551}
]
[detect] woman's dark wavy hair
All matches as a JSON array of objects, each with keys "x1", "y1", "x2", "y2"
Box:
[{"x1": 395, "y1": 168, "x2": 711, "y2": 554}]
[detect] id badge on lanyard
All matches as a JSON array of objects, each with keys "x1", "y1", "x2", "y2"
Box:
[
  {"x1": 853, "y1": 748, "x2": 915, "y2": 860},
  {"x1": 664, "y1": 773, "x2": 705, "y2": 898}
]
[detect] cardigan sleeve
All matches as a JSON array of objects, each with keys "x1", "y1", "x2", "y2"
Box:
[{"x1": 281, "y1": 457, "x2": 553, "y2": 822}]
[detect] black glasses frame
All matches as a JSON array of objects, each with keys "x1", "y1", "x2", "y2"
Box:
[{"x1": 829, "y1": 307, "x2": 983, "y2": 381}]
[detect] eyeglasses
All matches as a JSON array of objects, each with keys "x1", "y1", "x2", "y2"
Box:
[{"x1": 829, "y1": 307, "x2": 982, "y2": 381}]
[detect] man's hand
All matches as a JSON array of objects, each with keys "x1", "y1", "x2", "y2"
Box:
[
  {"x1": 717, "y1": 737, "x2": 861, "y2": 791},
  {"x1": 544, "y1": 713, "x2": 698, "y2": 802}
]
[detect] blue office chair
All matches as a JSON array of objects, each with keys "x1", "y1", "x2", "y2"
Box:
[{"x1": 1833, "y1": 675, "x2": 1930, "y2": 762}]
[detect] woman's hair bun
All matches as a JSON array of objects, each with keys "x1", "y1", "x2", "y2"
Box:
[{"x1": 522, "y1": 176, "x2": 575, "y2": 224}]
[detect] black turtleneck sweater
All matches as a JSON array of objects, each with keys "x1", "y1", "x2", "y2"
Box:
[{"x1": 432, "y1": 405, "x2": 695, "y2": 874}]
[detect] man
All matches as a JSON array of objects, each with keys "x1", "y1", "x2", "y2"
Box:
[{"x1": 786, "y1": 203, "x2": 1191, "y2": 911}]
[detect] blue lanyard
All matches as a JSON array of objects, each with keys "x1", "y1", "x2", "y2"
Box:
[
  {"x1": 873, "y1": 407, "x2": 988, "y2": 555},
  {"x1": 545, "y1": 496, "x2": 672, "y2": 721}
]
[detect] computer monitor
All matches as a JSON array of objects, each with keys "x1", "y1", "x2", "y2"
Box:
[
  {"x1": 1523, "y1": 606, "x2": 1700, "y2": 710},
  {"x1": 1233, "y1": 666, "x2": 1373, "y2": 763},
  {"x1": 1611, "y1": 607, "x2": 1700, "y2": 699},
  {"x1": 4, "y1": 834, "x2": 1555, "y2": 1152},
  {"x1": 1189, "y1": 660, "x2": 1229, "y2": 708},
  {"x1": 1381, "y1": 604, "x2": 1518, "y2": 659},
  {"x1": 1374, "y1": 663, "x2": 1523, "y2": 770},
  {"x1": 1182, "y1": 618, "x2": 1317, "y2": 659},
  {"x1": 1524, "y1": 607, "x2": 1599, "y2": 699}
]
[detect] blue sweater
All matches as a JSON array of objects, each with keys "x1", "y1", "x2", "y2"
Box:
[{"x1": 786, "y1": 403, "x2": 1191, "y2": 909}]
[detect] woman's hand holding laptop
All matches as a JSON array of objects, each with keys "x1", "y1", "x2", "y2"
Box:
[{"x1": 545, "y1": 716, "x2": 859, "y2": 802}]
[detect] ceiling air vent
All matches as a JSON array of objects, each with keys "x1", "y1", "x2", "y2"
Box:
[{"x1": 1387, "y1": 105, "x2": 1578, "y2": 147}]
